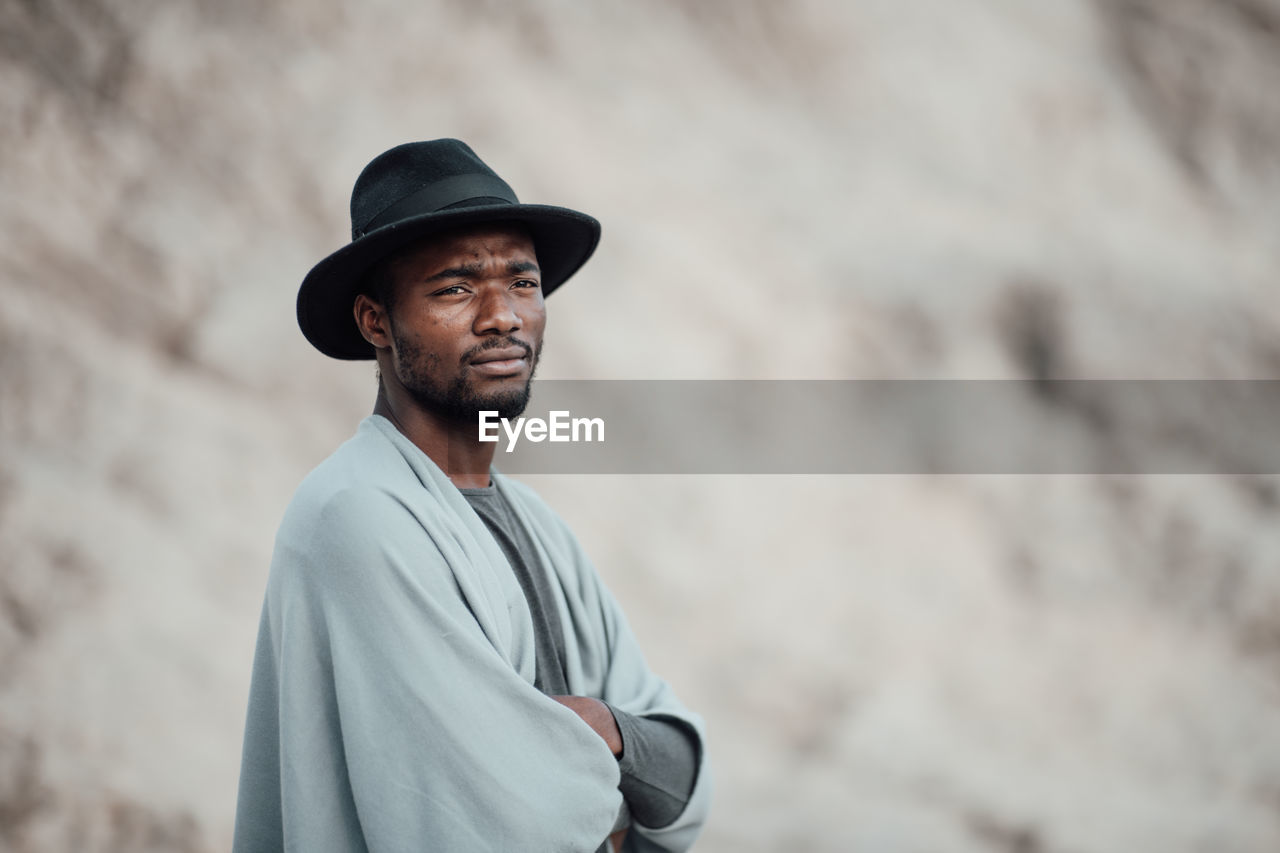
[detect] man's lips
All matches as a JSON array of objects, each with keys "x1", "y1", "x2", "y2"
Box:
[
  {"x1": 470, "y1": 346, "x2": 529, "y2": 364},
  {"x1": 468, "y1": 346, "x2": 530, "y2": 375}
]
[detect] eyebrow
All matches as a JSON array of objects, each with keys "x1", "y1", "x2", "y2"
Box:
[{"x1": 421, "y1": 259, "x2": 541, "y2": 284}]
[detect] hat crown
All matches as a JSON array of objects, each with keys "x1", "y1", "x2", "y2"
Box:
[{"x1": 349, "y1": 139, "x2": 518, "y2": 240}]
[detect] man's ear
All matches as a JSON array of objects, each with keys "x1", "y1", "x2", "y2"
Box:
[{"x1": 354, "y1": 293, "x2": 392, "y2": 349}]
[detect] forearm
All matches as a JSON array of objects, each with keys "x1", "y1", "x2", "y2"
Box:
[
  {"x1": 606, "y1": 706, "x2": 701, "y2": 829},
  {"x1": 549, "y1": 695, "x2": 701, "y2": 839},
  {"x1": 550, "y1": 695, "x2": 623, "y2": 755}
]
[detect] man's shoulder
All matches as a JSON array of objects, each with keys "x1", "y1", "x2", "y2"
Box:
[
  {"x1": 292, "y1": 419, "x2": 401, "y2": 499},
  {"x1": 268, "y1": 418, "x2": 460, "y2": 592},
  {"x1": 277, "y1": 418, "x2": 436, "y2": 543}
]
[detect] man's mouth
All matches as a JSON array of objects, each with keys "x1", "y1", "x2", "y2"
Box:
[{"x1": 468, "y1": 345, "x2": 531, "y2": 376}]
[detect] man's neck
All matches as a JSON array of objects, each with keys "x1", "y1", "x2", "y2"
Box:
[{"x1": 373, "y1": 387, "x2": 495, "y2": 489}]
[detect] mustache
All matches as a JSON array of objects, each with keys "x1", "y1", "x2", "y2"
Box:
[{"x1": 461, "y1": 337, "x2": 534, "y2": 364}]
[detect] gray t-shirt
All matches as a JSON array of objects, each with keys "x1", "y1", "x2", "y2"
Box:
[{"x1": 462, "y1": 484, "x2": 700, "y2": 830}]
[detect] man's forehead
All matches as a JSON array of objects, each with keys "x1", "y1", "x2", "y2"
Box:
[{"x1": 396, "y1": 222, "x2": 537, "y2": 269}]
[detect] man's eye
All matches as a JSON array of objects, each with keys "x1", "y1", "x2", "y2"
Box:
[
  {"x1": 514, "y1": 279, "x2": 540, "y2": 289},
  {"x1": 434, "y1": 285, "x2": 467, "y2": 296}
]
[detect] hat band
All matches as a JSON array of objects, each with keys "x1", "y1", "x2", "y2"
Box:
[{"x1": 353, "y1": 173, "x2": 518, "y2": 238}]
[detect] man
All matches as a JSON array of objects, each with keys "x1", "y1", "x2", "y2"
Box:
[{"x1": 233, "y1": 139, "x2": 711, "y2": 852}]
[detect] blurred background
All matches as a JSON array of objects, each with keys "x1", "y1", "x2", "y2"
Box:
[{"x1": 2, "y1": 0, "x2": 1280, "y2": 850}]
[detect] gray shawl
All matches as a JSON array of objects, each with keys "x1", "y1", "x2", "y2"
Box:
[{"x1": 233, "y1": 416, "x2": 712, "y2": 852}]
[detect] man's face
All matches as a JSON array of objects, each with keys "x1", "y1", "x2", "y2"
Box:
[{"x1": 379, "y1": 222, "x2": 545, "y2": 423}]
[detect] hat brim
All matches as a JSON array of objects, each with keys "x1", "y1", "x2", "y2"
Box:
[{"x1": 297, "y1": 203, "x2": 600, "y2": 360}]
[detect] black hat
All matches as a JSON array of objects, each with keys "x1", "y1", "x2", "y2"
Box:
[{"x1": 297, "y1": 139, "x2": 601, "y2": 359}]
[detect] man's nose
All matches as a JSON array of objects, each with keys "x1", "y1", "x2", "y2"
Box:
[{"x1": 473, "y1": 287, "x2": 522, "y2": 335}]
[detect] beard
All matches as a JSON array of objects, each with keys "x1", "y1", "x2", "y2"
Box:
[{"x1": 390, "y1": 324, "x2": 539, "y2": 424}]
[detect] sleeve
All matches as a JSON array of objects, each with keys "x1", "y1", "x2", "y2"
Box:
[
  {"x1": 560, "y1": 531, "x2": 714, "y2": 853},
  {"x1": 255, "y1": 485, "x2": 626, "y2": 852},
  {"x1": 607, "y1": 706, "x2": 701, "y2": 829}
]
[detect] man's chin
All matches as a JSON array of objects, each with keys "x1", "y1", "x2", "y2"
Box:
[
  {"x1": 469, "y1": 373, "x2": 535, "y2": 419},
  {"x1": 456, "y1": 383, "x2": 533, "y2": 423},
  {"x1": 477, "y1": 395, "x2": 531, "y2": 422},
  {"x1": 401, "y1": 371, "x2": 534, "y2": 425}
]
